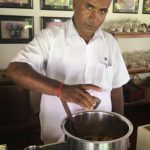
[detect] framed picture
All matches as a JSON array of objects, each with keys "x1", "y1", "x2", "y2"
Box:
[
  {"x1": 40, "y1": 0, "x2": 73, "y2": 11},
  {"x1": 41, "y1": 17, "x2": 70, "y2": 29},
  {"x1": 0, "y1": 0, "x2": 33, "y2": 9},
  {"x1": 143, "y1": 0, "x2": 150, "y2": 14},
  {"x1": 113, "y1": 0, "x2": 139, "y2": 13},
  {"x1": 0, "y1": 15, "x2": 34, "y2": 44}
]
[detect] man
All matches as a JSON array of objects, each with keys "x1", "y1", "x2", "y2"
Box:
[{"x1": 6, "y1": 0, "x2": 129, "y2": 144}]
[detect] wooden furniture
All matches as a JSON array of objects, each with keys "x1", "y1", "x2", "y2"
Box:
[
  {"x1": 128, "y1": 67, "x2": 150, "y2": 74},
  {"x1": 0, "y1": 70, "x2": 41, "y2": 147},
  {"x1": 111, "y1": 32, "x2": 150, "y2": 150},
  {"x1": 111, "y1": 32, "x2": 150, "y2": 38},
  {"x1": 111, "y1": 32, "x2": 150, "y2": 104},
  {"x1": 111, "y1": 32, "x2": 150, "y2": 75}
]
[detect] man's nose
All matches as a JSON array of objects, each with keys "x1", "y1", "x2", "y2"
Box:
[{"x1": 89, "y1": 10, "x2": 99, "y2": 20}]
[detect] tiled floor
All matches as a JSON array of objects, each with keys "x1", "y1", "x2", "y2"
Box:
[{"x1": 1, "y1": 102, "x2": 150, "y2": 150}]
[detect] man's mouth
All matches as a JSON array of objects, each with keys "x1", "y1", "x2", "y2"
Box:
[{"x1": 86, "y1": 24, "x2": 96, "y2": 30}]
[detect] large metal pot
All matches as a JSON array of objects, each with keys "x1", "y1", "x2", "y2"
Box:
[{"x1": 61, "y1": 110, "x2": 133, "y2": 150}]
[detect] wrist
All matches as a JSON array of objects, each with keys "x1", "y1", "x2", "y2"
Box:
[{"x1": 56, "y1": 81, "x2": 64, "y2": 97}]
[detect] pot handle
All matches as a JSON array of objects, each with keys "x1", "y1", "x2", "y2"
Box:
[{"x1": 40, "y1": 142, "x2": 66, "y2": 150}]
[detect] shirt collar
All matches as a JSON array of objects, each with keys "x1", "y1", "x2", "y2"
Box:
[
  {"x1": 65, "y1": 19, "x2": 105, "y2": 40},
  {"x1": 65, "y1": 19, "x2": 79, "y2": 38}
]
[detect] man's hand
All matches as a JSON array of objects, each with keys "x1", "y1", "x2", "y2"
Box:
[{"x1": 59, "y1": 84, "x2": 101, "y2": 110}]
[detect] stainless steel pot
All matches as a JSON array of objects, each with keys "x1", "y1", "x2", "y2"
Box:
[
  {"x1": 61, "y1": 110, "x2": 133, "y2": 150},
  {"x1": 24, "y1": 145, "x2": 43, "y2": 150}
]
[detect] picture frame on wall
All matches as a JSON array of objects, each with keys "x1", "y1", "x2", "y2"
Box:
[
  {"x1": 41, "y1": 17, "x2": 70, "y2": 29},
  {"x1": 143, "y1": 0, "x2": 150, "y2": 14},
  {"x1": 40, "y1": 0, "x2": 73, "y2": 11},
  {"x1": 113, "y1": 0, "x2": 139, "y2": 13},
  {"x1": 0, "y1": 15, "x2": 34, "y2": 44},
  {"x1": 0, "y1": 0, "x2": 33, "y2": 9}
]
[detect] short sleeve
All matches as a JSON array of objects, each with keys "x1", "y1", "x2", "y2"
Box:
[
  {"x1": 11, "y1": 29, "x2": 53, "y2": 75},
  {"x1": 111, "y1": 38, "x2": 130, "y2": 88}
]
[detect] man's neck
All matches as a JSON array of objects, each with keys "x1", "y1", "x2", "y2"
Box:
[
  {"x1": 80, "y1": 33, "x2": 94, "y2": 44},
  {"x1": 72, "y1": 18, "x2": 94, "y2": 44}
]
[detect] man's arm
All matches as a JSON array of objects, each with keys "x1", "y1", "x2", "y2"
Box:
[
  {"x1": 111, "y1": 87, "x2": 124, "y2": 115},
  {"x1": 6, "y1": 62, "x2": 61, "y2": 95},
  {"x1": 6, "y1": 62, "x2": 100, "y2": 109}
]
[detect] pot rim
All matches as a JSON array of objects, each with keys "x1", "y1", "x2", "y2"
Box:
[{"x1": 61, "y1": 110, "x2": 133, "y2": 144}]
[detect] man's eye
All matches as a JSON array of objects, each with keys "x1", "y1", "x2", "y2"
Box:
[
  {"x1": 100, "y1": 9, "x2": 108, "y2": 15},
  {"x1": 85, "y1": 4, "x2": 93, "y2": 10}
]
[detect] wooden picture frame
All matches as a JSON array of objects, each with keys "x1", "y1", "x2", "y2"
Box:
[
  {"x1": 113, "y1": 0, "x2": 139, "y2": 13},
  {"x1": 0, "y1": 15, "x2": 34, "y2": 44},
  {"x1": 0, "y1": 0, "x2": 33, "y2": 9},
  {"x1": 41, "y1": 17, "x2": 70, "y2": 29},
  {"x1": 40, "y1": 0, "x2": 73, "y2": 11},
  {"x1": 143, "y1": 0, "x2": 150, "y2": 14}
]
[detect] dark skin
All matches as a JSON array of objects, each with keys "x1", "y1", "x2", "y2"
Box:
[
  {"x1": 6, "y1": 62, "x2": 100, "y2": 109},
  {"x1": 111, "y1": 87, "x2": 124, "y2": 115},
  {"x1": 73, "y1": 0, "x2": 111, "y2": 43},
  {"x1": 6, "y1": 0, "x2": 124, "y2": 114}
]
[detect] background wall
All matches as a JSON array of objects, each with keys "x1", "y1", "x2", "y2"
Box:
[{"x1": 0, "y1": 0, "x2": 150, "y2": 112}]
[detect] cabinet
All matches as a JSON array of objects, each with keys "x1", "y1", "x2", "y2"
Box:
[
  {"x1": 111, "y1": 32, "x2": 150, "y2": 106},
  {"x1": 0, "y1": 70, "x2": 40, "y2": 145},
  {"x1": 111, "y1": 32, "x2": 150, "y2": 38}
]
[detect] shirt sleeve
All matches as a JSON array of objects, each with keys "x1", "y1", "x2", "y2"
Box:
[
  {"x1": 11, "y1": 29, "x2": 53, "y2": 75},
  {"x1": 110, "y1": 37, "x2": 130, "y2": 88}
]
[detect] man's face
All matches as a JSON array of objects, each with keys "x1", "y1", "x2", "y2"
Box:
[{"x1": 73, "y1": 0, "x2": 111, "y2": 40}]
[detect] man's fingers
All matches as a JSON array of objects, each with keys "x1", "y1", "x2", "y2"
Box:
[
  {"x1": 80, "y1": 89, "x2": 96, "y2": 107},
  {"x1": 60, "y1": 84, "x2": 100, "y2": 109},
  {"x1": 81, "y1": 84, "x2": 102, "y2": 91},
  {"x1": 63, "y1": 93, "x2": 95, "y2": 109},
  {"x1": 78, "y1": 94, "x2": 96, "y2": 109}
]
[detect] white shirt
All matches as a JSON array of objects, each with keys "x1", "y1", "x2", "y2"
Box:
[{"x1": 12, "y1": 19, "x2": 130, "y2": 144}]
